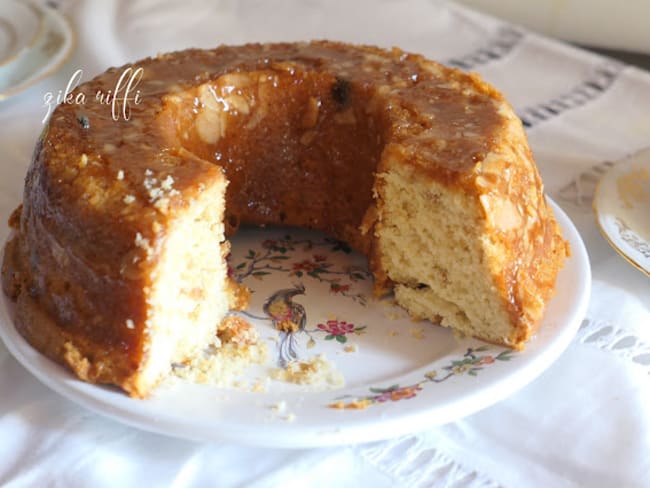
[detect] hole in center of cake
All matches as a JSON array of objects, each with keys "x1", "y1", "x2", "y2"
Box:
[{"x1": 159, "y1": 67, "x2": 385, "y2": 253}]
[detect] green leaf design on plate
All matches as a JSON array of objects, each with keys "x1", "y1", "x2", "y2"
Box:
[
  {"x1": 496, "y1": 350, "x2": 514, "y2": 361},
  {"x1": 369, "y1": 384, "x2": 399, "y2": 394}
]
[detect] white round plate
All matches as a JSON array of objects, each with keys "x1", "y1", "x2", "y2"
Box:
[
  {"x1": 0, "y1": 1, "x2": 42, "y2": 67},
  {"x1": 0, "y1": 3, "x2": 75, "y2": 101},
  {"x1": 0, "y1": 199, "x2": 590, "y2": 448},
  {"x1": 593, "y1": 147, "x2": 650, "y2": 277}
]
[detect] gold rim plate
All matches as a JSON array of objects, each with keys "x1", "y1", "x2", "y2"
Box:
[{"x1": 593, "y1": 148, "x2": 650, "y2": 277}]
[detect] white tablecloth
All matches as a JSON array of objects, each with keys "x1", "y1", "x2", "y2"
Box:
[{"x1": 1, "y1": 1, "x2": 649, "y2": 486}]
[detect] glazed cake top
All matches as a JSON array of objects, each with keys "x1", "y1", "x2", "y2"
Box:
[{"x1": 39, "y1": 40, "x2": 522, "y2": 255}]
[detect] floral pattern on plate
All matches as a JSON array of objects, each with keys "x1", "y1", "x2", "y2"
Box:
[
  {"x1": 229, "y1": 234, "x2": 371, "y2": 305},
  {"x1": 328, "y1": 347, "x2": 515, "y2": 409}
]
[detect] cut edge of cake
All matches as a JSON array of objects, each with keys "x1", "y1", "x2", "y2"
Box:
[{"x1": 126, "y1": 173, "x2": 231, "y2": 397}]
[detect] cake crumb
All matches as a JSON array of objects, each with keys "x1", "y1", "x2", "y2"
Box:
[
  {"x1": 270, "y1": 401, "x2": 287, "y2": 412},
  {"x1": 327, "y1": 398, "x2": 371, "y2": 410},
  {"x1": 270, "y1": 354, "x2": 344, "y2": 390},
  {"x1": 344, "y1": 398, "x2": 371, "y2": 409},
  {"x1": 170, "y1": 341, "x2": 268, "y2": 387},
  {"x1": 410, "y1": 327, "x2": 424, "y2": 340},
  {"x1": 343, "y1": 344, "x2": 358, "y2": 353},
  {"x1": 218, "y1": 315, "x2": 259, "y2": 345},
  {"x1": 388, "y1": 330, "x2": 399, "y2": 337},
  {"x1": 225, "y1": 279, "x2": 251, "y2": 311},
  {"x1": 79, "y1": 154, "x2": 88, "y2": 168},
  {"x1": 282, "y1": 413, "x2": 296, "y2": 422},
  {"x1": 250, "y1": 378, "x2": 267, "y2": 393}
]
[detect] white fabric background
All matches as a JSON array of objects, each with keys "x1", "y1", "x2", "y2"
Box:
[{"x1": 1, "y1": 1, "x2": 649, "y2": 486}]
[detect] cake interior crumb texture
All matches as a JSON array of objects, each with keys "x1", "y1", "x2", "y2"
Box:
[
  {"x1": 134, "y1": 179, "x2": 230, "y2": 396},
  {"x1": 270, "y1": 354, "x2": 345, "y2": 390},
  {"x1": 170, "y1": 342, "x2": 269, "y2": 388},
  {"x1": 379, "y1": 167, "x2": 517, "y2": 347}
]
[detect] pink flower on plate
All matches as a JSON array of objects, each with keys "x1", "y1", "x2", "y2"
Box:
[
  {"x1": 318, "y1": 319, "x2": 354, "y2": 335},
  {"x1": 292, "y1": 259, "x2": 319, "y2": 273},
  {"x1": 316, "y1": 319, "x2": 364, "y2": 343}
]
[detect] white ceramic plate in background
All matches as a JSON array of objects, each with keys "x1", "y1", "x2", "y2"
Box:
[
  {"x1": 0, "y1": 1, "x2": 42, "y2": 67},
  {"x1": 0, "y1": 2, "x2": 75, "y2": 101},
  {"x1": 0, "y1": 199, "x2": 590, "y2": 448},
  {"x1": 593, "y1": 148, "x2": 650, "y2": 277}
]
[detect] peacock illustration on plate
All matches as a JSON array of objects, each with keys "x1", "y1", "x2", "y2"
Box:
[{"x1": 261, "y1": 283, "x2": 314, "y2": 366}]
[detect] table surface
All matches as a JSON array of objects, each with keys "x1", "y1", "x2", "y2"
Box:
[{"x1": 0, "y1": 1, "x2": 649, "y2": 487}]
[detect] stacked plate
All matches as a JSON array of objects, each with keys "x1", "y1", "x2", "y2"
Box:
[{"x1": 0, "y1": 1, "x2": 75, "y2": 101}]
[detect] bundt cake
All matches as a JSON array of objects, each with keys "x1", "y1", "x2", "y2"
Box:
[{"x1": 1, "y1": 41, "x2": 567, "y2": 397}]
